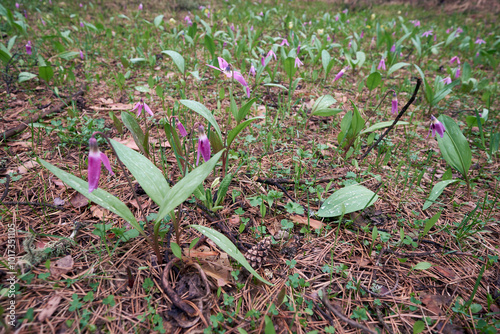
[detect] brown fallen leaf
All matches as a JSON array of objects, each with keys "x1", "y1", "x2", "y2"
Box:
[
  {"x1": 421, "y1": 294, "x2": 453, "y2": 316},
  {"x1": 38, "y1": 294, "x2": 62, "y2": 322},
  {"x1": 434, "y1": 266, "x2": 459, "y2": 280},
  {"x1": 71, "y1": 192, "x2": 88, "y2": 208},
  {"x1": 18, "y1": 160, "x2": 39, "y2": 174},
  {"x1": 90, "y1": 205, "x2": 107, "y2": 219},
  {"x1": 50, "y1": 255, "x2": 74, "y2": 279},
  {"x1": 290, "y1": 215, "x2": 324, "y2": 230},
  {"x1": 50, "y1": 177, "x2": 66, "y2": 188},
  {"x1": 200, "y1": 262, "x2": 232, "y2": 287},
  {"x1": 111, "y1": 137, "x2": 139, "y2": 151}
]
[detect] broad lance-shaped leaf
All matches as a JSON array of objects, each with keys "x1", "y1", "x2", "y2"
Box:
[
  {"x1": 387, "y1": 62, "x2": 410, "y2": 76},
  {"x1": 189, "y1": 225, "x2": 273, "y2": 286},
  {"x1": 38, "y1": 158, "x2": 146, "y2": 237},
  {"x1": 311, "y1": 95, "x2": 338, "y2": 116},
  {"x1": 360, "y1": 121, "x2": 409, "y2": 135},
  {"x1": 227, "y1": 117, "x2": 263, "y2": 147},
  {"x1": 156, "y1": 150, "x2": 224, "y2": 222},
  {"x1": 423, "y1": 179, "x2": 459, "y2": 210},
  {"x1": 110, "y1": 139, "x2": 169, "y2": 206},
  {"x1": 121, "y1": 111, "x2": 147, "y2": 156},
  {"x1": 436, "y1": 115, "x2": 472, "y2": 178},
  {"x1": 318, "y1": 184, "x2": 378, "y2": 217},
  {"x1": 366, "y1": 71, "x2": 382, "y2": 91},
  {"x1": 180, "y1": 99, "x2": 222, "y2": 141},
  {"x1": 161, "y1": 50, "x2": 185, "y2": 74}
]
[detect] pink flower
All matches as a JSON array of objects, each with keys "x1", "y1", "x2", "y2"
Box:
[
  {"x1": 442, "y1": 77, "x2": 452, "y2": 85},
  {"x1": 26, "y1": 41, "x2": 32, "y2": 55},
  {"x1": 446, "y1": 28, "x2": 451, "y2": 34},
  {"x1": 16, "y1": 3, "x2": 20, "y2": 9},
  {"x1": 280, "y1": 38, "x2": 289, "y2": 46},
  {"x1": 475, "y1": 38, "x2": 486, "y2": 44},
  {"x1": 360, "y1": 30, "x2": 364, "y2": 39},
  {"x1": 138, "y1": 3, "x2": 143, "y2": 10},
  {"x1": 196, "y1": 126, "x2": 211, "y2": 165},
  {"x1": 88, "y1": 136, "x2": 114, "y2": 193},
  {"x1": 132, "y1": 98, "x2": 153, "y2": 117},
  {"x1": 334, "y1": 67, "x2": 347, "y2": 82},
  {"x1": 455, "y1": 67, "x2": 460, "y2": 79},
  {"x1": 80, "y1": 50, "x2": 84, "y2": 59},
  {"x1": 294, "y1": 57, "x2": 303, "y2": 68},
  {"x1": 429, "y1": 116, "x2": 445, "y2": 138},
  {"x1": 391, "y1": 93, "x2": 398, "y2": 115},
  {"x1": 80, "y1": 3, "x2": 83, "y2": 8},
  {"x1": 249, "y1": 64, "x2": 256, "y2": 76},
  {"x1": 413, "y1": 20, "x2": 420, "y2": 27},
  {"x1": 422, "y1": 30, "x2": 433, "y2": 37},
  {"x1": 207, "y1": 57, "x2": 250, "y2": 98},
  {"x1": 342, "y1": 9, "x2": 348, "y2": 14},
  {"x1": 377, "y1": 58, "x2": 386, "y2": 70},
  {"x1": 41, "y1": 18, "x2": 46, "y2": 26},
  {"x1": 296, "y1": 44, "x2": 301, "y2": 55},
  {"x1": 391, "y1": 44, "x2": 396, "y2": 52},
  {"x1": 80, "y1": 22, "x2": 84, "y2": 28},
  {"x1": 455, "y1": 27, "x2": 463, "y2": 35},
  {"x1": 267, "y1": 49, "x2": 277, "y2": 60},
  {"x1": 450, "y1": 56, "x2": 460, "y2": 65},
  {"x1": 230, "y1": 24, "x2": 235, "y2": 32},
  {"x1": 175, "y1": 117, "x2": 188, "y2": 137}
]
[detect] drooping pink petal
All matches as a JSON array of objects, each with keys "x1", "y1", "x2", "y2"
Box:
[
  {"x1": 88, "y1": 151, "x2": 101, "y2": 193},
  {"x1": 99, "y1": 152, "x2": 114, "y2": 175}
]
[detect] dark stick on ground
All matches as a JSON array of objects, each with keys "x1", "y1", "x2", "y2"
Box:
[
  {"x1": 1, "y1": 83, "x2": 87, "y2": 141},
  {"x1": 359, "y1": 77, "x2": 422, "y2": 161}
]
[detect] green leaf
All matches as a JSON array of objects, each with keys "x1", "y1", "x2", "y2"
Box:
[
  {"x1": 227, "y1": 117, "x2": 263, "y2": 147},
  {"x1": 432, "y1": 80, "x2": 460, "y2": 106},
  {"x1": 38, "y1": 158, "x2": 145, "y2": 237},
  {"x1": 157, "y1": 151, "x2": 224, "y2": 222},
  {"x1": 264, "y1": 315, "x2": 276, "y2": 334},
  {"x1": 360, "y1": 121, "x2": 409, "y2": 134},
  {"x1": 263, "y1": 83, "x2": 288, "y2": 91},
  {"x1": 0, "y1": 49, "x2": 13, "y2": 64},
  {"x1": 189, "y1": 225, "x2": 273, "y2": 285},
  {"x1": 387, "y1": 62, "x2": 410, "y2": 76},
  {"x1": 161, "y1": 50, "x2": 185, "y2": 74},
  {"x1": 321, "y1": 50, "x2": 331, "y2": 74},
  {"x1": 204, "y1": 34, "x2": 216, "y2": 59},
  {"x1": 283, "y1": 57, "x2": 297, "y2": 81},
  {"x1": 56, "y1": 51, "x2": 80, "y2": 60},
  {"x1": 412, "y1": 262, "x2": 432, "y2": 270},
  {"x1": 180, "y1": 99, "x2": 222, "y2": 141},
  {"x1": 38, "y1": 65, "x2": 54, "y2": 82},
  {"x1": 110, "y1": 139, "x2": 169, "y2": 206},
  {"x1": 366, "y1": 71, "x2": 382, "y2": 91},
  {"x1": 423, "y1": 180, "x2": 459, "y2": 210},
  {"x1": 436, "y1": 115, "x2": 472, "y2": 179},
  {"x1": 355, "y1": 51, "x2": 366, "y2": 68},
  {"x1": 236, "y1": 98, "x2": 256, "y2": 123},
  {"x1": 121, "y1": 111, "x2": 147, "y2": 156},
  {"x1": 318, "y1": 184, "x2": 379, "y2": 217},
  {"x1": 311, "y1": 95, "x2": 338, "y2": 116},
  {"x1": 18, "y1": 72, "x2": 37, "y2": 83},
  {"x1": 171, "y1": 242, "x2": 182, "y2": 259},
  {"x1": 134, "y1": 85, "x2": 150, "y2": 93},
  {"x1": 413, "y1": 320, "x2": 426, "y2": 334},
  {"x1": 153, "y1": 15, "x2": 164, "y2": 28},
  {"x1": 423, "y1": 211, "x2": 441, "y2": 237},
  {"x1": 214, "y1": 173, "x2": 233, "y2": 208}
]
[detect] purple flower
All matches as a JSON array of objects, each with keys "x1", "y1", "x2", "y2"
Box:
[
  {"x1": 348, "y1": 41, "x2": 352, "y2": 49},
  {"x1": 455, "y1": 66, "x2": 460, "y2": 79},
  {"x1": 175, "y1": 117, "x2": 188, "y2": 137},
  {"x1": 88, "y1": 136, "x2": 114, "y2": 193},
  {"x1": 184, "y1": 15, "x2": 192, "y2": 26},
  {"x1": 429, "y1": 116, "x2": 445, "y2": 138},
  {"x1": 455, "y1": 27, "x2": 463, "y2": 35},
  {"x1": 196, "y1": 125, "x2": 211, "y2": 165},
  {"x1": 16, "y1": 3, "x2": 20, "y2": 9},
  {"x1": 333, "y1": 67, "x2": 347, "y2": 82},
  {"x1": 335, "y1": 15, "x2": 339, "y2": 21},
  {"x1": 475, "y1": 52, "x2": 480, "y2": 57},
  {"x1": 258, "y1": 12, "x2": 263, "y2": 16},
  {"x1": 412, "y1": 20, "x2": 420, "y2": 27},
  {"x1": 26, "y1": 41, "x2": 32, "y2": 55},
  {"x1": 80, "y1": 3, "x2": 83, "y2": 8},
  {"x1": 360, "y1": 30, "x2": 364, "y2": 39},
  {"x1": 450, "y1": 56, "x2": 460, "y2": 65},
  {"x1": 391, "y1": 44, "x2": 396, "y2": 52},
  {"x1": 422, "y1": 30, "x2": 433, "y2": 37},
  {"x1": 249, "y1": 64, "x2": 256, "y2": 76},
  {"x1": 250, "y1": 26, "x2": 254, "y2": 31},
  {"x1": 80, "y1": 22, "x2": 84, "y2": 28},
  {"x1": 132, "y1": 98, "x2": 154, "y2": 117},
  {"x1": 377, "y1": 58, "x2": 386, "y2": 70},
  {"x1": 41, "y1": 18, "x2": 46, "y2": 26},
  {"x1": 138, "y1": 3, "x2": 143, "y2": 10},
  {"x1": 230, "y1": 24, "x2": 235, "y2": 32},
  {"x1": 294, "y1": 57, "x2": 303, "y2": 68},
  {"x1": 342, "y1": 9, "x2": 348, "y2": 14},
  {"x1": 80, "y1": 50, "x2": 84, "y2": 59},
  {"x1": 442, "y1": 77, "x2": 452, "y2": 85},
  {"x1": 207, "y1": 57, "x2": 250, "y2": 98},
  {"x1": 475, "y1": 38, "x2": 486, "y2": 45},
  {"x1": 391, "y1": 93, "x2": 398, "y2": 115},
  {"x1": 280, "y1": 38, "x2": 289, "y2": 46},
  {"x1": 296, "y1": 44, "x2": 301, "y2": 55},
  {"x1": 446, "y1": 28, "x2": 451, "y2": 34}
]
